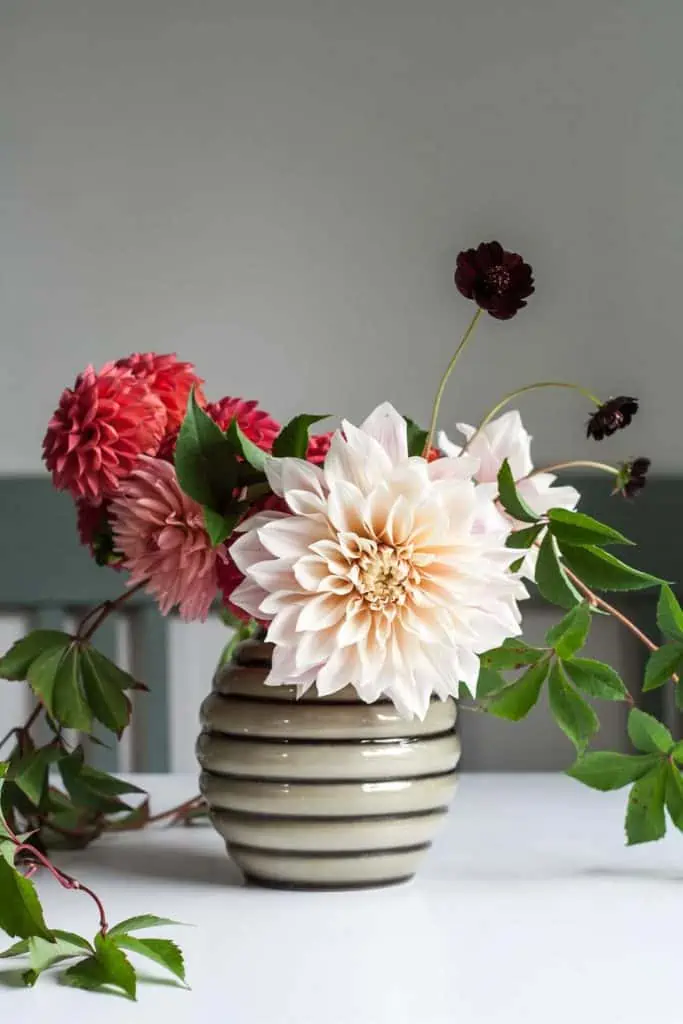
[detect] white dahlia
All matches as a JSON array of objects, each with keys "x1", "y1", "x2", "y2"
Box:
[
  {"x1": 439, "y1": 410, "x2": 579, "y2": 577},
  {"x1": 229, "y1": 403, "x2": 527, "y2": 718}
]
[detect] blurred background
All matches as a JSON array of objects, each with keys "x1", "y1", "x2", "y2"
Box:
[{"x1": 2, "y1": 0, "x2": 682, "y2": 771}]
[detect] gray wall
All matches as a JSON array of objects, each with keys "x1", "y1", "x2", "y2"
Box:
[{"x1": 2, "y1": 0, "x2": 682, "y2": 473}]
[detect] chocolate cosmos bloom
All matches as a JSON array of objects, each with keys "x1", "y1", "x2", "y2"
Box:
[
  {"x1": 586, "y1": 396, "x2": 639, "y2": 441},
  {"x1": 455, "y1": 241, "x2": 534, "y2": 320},
  {"x1": 616, "y1": 458, "x2": 650, "y2": 499}
]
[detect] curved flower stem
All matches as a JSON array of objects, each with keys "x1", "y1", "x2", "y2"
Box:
[
  {"x1": 78, "y1": 580, "x2": 148, "y2": 642},
  {"x1": 531, "y1": 460, "x2": 618, "y2": 478},
  {"x1": 462, "y1": 381, "x2": 602, "y2": 454},
  {"x1": 423, "y1": 308, "x2": 482, "y2": 457}
]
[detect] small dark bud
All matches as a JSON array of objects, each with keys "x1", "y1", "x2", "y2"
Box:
[
  {"x1": 586, "y1": 396, "x2": 638, "y2": 441},
  {"x1": 454, "y1": 241, "x2": 534, "y2": 320},
  {"x1": 615, "y1": 457, "x2": 650, "y2": 499}
]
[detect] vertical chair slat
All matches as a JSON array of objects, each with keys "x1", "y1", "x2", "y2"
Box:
[{"x1": 131, "y1": 605, "x2": 171, "y2": 772}]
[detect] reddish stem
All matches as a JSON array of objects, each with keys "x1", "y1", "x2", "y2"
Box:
[
  {"x1": 13, "y1": 841, "x2": 108, "y2": 935},
  {"x1": 77, "y1": 580, "x2": 147, "y2": 642}
]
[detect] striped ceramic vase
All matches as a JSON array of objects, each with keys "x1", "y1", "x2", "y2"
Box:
[{"x1": 197, "y1": 640, "x2": 461, "y2": 890}]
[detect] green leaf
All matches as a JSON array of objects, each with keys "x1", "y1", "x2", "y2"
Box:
[
  {"x1": 403, "y1": 417, "x2": 429, "y2": 458},
  {"x1": 567, "y1": 751, "x2": 660, "y2": 791},
  {"x1": 673, "y1": 741, "x2": 683, "y2": 764},
  {"x1": 112, "y1": 936, "x2": 186, "y2": 986},
  {"x1": 545, "y1": 603, "x2": 592, "y2": 659},
  {"x1": 51, "y1": 647, "x2": 92, "y2": 732},
  {"x1": 480, "y1": 639, "x2": 546, "y2": 671},
  {"x1": 272, "y1": 414, "x2": 329, "y2": 459},
  {"x1": 12, "y1": 745, "x2": 65, "y2": 806},
  {"x1": 485, "y1": 659, "x2": 550, "y2": 721},
  {"x1": 547, "y1": 508, "x2": 633, "y2": 548},
  {"x1": 665, "y1": 765, "x2": 683, "y2": 831},
  {"x1": 21, "y1": 932, "x2": 93, "y2": 986},
  {"x1": 557, "y1": 544, "x2": 663, "y2": 593},
  {"x1": 535, "y1": 532, "x2": 582, "y2": 609},
  {"x1": 547, "y1": 661, "x2": 599, "y2": 751},
  {"x1": 562, "y1": 657, "x2": 630, "y2": 701},
  {"x1": 26, "y1": 646, "x2": 67, "y2": 716},
  {"x1": 657, "y1": 585, "x2": 683, "y2": 643},
  {"x1": 80, "y1": 647, "x2": 132, "y2": 736},
  {"x1": 93, "y1": 934, "x2": 137, "y2": 999},
  {"x1": 505, "y1": 524, "x2": 543, "y2": 549},
  {"x1": 643, "y1": 644, "x2": 683, "y2": 692},
  {"x1": 496, "y1": 459, "x2": 540, "y2": 524},
  {"x1": 175, "y1": 388, "x2": 238, "y2": 511},
  {"x1": 59, "y1": 752, "x2": 144, "y2": 814},
  {"x1": 474, "y1": 667, "x2": 507, "y2": 699},
  {"x1": 224, "y1": 417, "x2": 268, "y2": 472},
  {"x1": 627, "y1": 708, "x2": 673, "y2": 754},
  {"x1": 509, "y1": 556, "x2": 525, "y2": 574},
  {"x1": 61, "y1": 956, "x2": 110, "y2": 993},
  {"x1": 625, "y1": 763, "x2": 667, "y2": 845},
  {"x1": 203, "y1": 507, "x2": 239, "y2": 548},
  {"x1": 0, "y1": 631, "x2": 71, "y2": 681},
  {"x1": 108, "y1": 914, "x2": 182, "y2": 937},
  {"x1": 0, "y1": 858, "x2": 53, "y2": 940}
]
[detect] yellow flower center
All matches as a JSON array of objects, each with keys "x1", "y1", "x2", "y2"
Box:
[{"x1": 356, "y1": 543, "x2": 412, "y2": 611}]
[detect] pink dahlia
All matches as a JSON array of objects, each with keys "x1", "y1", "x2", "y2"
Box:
[
  {"x1": 116, "y1": 352, "x2": 205, "y2": 432},
  {"x1": 109, "y1": 457, "x2": 224, "y2": 621},
  {"x1": 43, "y1": 364, "x2": 167, "y2": 504},
  {"x1": 206, "y1": 397, "x2": 281, "y2": 451},
  {"x1": 306, "y1": 432, "x2": 333, "y2": 465}
]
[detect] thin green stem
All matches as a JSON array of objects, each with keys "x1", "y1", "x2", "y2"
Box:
[
  {"x1": 423, "y1": 308, "x2": 482, "y2": 456},
  {"x1": 462, "y1": 381, "x2": 602, "y2": 454},
  {"x1": 530, "y1": 460, "x2": 618, "y2": 478}
]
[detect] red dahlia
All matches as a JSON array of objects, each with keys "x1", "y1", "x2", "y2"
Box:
[{"x1": 115, "y1": 352, "x2": 205, "y2": 432}]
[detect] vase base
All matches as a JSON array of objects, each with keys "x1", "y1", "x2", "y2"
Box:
[{"x1": 244, "y1": 872, "x2": 414, "y2": 892}]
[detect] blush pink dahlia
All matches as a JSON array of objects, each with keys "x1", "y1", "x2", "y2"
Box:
[
  {"x1": 110, "y1": 457, "x2": 224, "y2": 621},
  {"x1": 229, "y1": 402, "x2": 527, "y2": 718},
  {"x1": 43, "y1": 364, "x2": 167, "y2": 504},
  {"x1": 116, "y1": 352, "x2": 205, "y2": 433}
]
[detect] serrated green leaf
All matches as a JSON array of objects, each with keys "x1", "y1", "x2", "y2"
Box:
[
  {"x1": 224, "y1": 417, "x2": 268, "y2": 472},
  {"x1": 474, "y1": 667, "x2": 507, "y2": 699},
  {"x1": 12, "y1": 745, "x2": 65, "y2": 806},
  {"x1": 665, "y1": 765, "x2": 683, "y2": 831},
  {"x1": 61, "y1": 955, "x2": 110, "y2": 993},
  {"x1": 403, "y1": 417, "x2": 429, "y2": 458},
  {"x1": 627, "y1": 708, "x2": 673, "y2": 754},
  {"x1": 175, "y1": 388, "x2": 238, "y2": 512},
  {"x1": 272, "y1": 414, "x2": 329, "y2": 459},
  {"x1": 545, "y1": 603, "x2": 592, "y2": 659},
  {"x1": 547, "y1": 508, "x2": 633, "y2": 548},
  {"x1": 0, "y1": 858, "x2": 53, "y2": 940},
  {"x1": 80, "y1": 647, "x2": 132, "y2": 736},
  {"x1": 485, "y1": 658, "x2": 550, "y2": 721},
  {"x1": 505, "y1": 524, "x2": 543, "y2": 549},
  {"x1": 0, "y1": 839, "x2": 15, "y2": 867},
  {"x1": 496, "y1": 459, "x2": 540, "y2": 524},
  {"x1": 626, "y1": 763, "x2": 667, "y2": 845},
  {"x1": 547, "y1": 661, "x2": 599, "y2": 751},
  {"x1": 108, "y1": 914, "x2": 183, "y2": 937},
  {"x1": 480, "y1": 639, "x2": 546, "y2": 671},
  {"x1": 20, "y1": 932, "x2": 93, "y2": 986},
  {"x1": 26, "y1": 646, "x2": 67, "y2": 718},
  {"x1": 113, "y1": 936, "x2": 186, "y2": 986},
  {"x1": 557, "y1": 544, "x2": 662, "y2": 593},
  {"x1": 567, "y1": 751, "x2": 660, "y2": 791},
  {"x1": 562, "y1": 657, "x2": 629, "y2": 701},
  {"x1": 59, "y1": 751, "x2": 144, "y2": 814},
  {"x1": 93, "y1": 934, "x2": 137, "y2": 999},
  {"x1": 657, "y1": 585, "x2": 683, "y2": 643},
  {"x1": 535, "y1": 532, "x2": 582, "y2": 609},
  {"x1": 203, "y1": 507, "x2": 239, "y2": 548},
  {"x1": 0, "y1": 631, "x2": 71, "y2": 681},
  {"x1": 51, "y1": 647, "x2": 92, "y2": 732},
  {"x1": 643, "y1": 644, "x2": 683, "y2": 692}
]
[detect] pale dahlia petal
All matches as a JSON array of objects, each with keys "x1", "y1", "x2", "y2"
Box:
[
  {"x1": 109, "y1": 457, "x2": 223, "y2": 621},
  {"x1": 230, "y1": 401, "x2": 528, "y2": 718}
]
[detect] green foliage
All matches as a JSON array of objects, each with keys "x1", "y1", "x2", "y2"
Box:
[
  {"x1": 665, "y1": 765, "x2": 683, "y2": 832},
  {"x1": 656, "y1": 585, "x2": 683, "y2": 642},
  {"x1": 0, "y1": 631, "x2": 71, "y2": 681},
  {"x1": 484, "y1": 658, "x2": 550, "y2": 721},
  {"x1": 11, "y1": 745, "x2": 65, "y2": 806},
  {"x1": 547, "y1": 661, "x2": 599, "y2": 751},
  {"x1": 545, "y1": 603, "x2": 591, "y2": 659},
  {"x1": 403, "y1": 416, "x2": 429, "y2": 457},
  {"x1": 547, "y1": 508, "x2": 633, "y2": 548},
  {"x1": 112, "y1": 936, "x2": 187, "y2": 986},
  {"x1": 175, "y1": 388, "x2": 238, "y2": 511},
  {"x1": 108, "y1": 914, "x2": 182, "y2": 936},
  {"x1": 627, "y1": 708, "x2": 673, "y2": 755},
  {"x1": 59, "y1": 750, "x2": 144, "y2": 815},
  {"x1": 643, "y1": 644, "x2": 683, "y2": 692},
  {"x1": 496, "y1": 460, "x2": 540, "y2": 524},
  {"x1": 505, "y1": 524, "x2": 543, "y2": 549},
  {"x1": 567, "y1": 751, "x2": 660, "y2": 791},
  {"x1": 561, "y1": 658, "x2": 629, "y2": 701},
  {"x1": 203, "y1": 508, "x2": 240, "y2": 548},
  {"x1": 272, "y1": 414, "x2": 329, "y2": 458},
  {"x1": 625, "y1": 764, "x2": 667, "y2": 845},
  {"x1": 479, "y1": 638, "x2": 546, "y2": 671},
  {"x1": 80, "y1": 646, "x2": 134, "y2": 735},
  {"x1": 555, "y1": 544, "x2": 662, "y2": 593},
  {"x1": 0, "y1": 859, "x2": 53, "y2": 941},
  {"x1": 535, "y1": 533, "x2": 582, "y2": 609},
  {"x1": 224, "y1": 417, "x2": 269, "y2": 472}
]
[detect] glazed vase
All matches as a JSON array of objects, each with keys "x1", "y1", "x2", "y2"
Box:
[{"x1": 196, "y1": 640, "x2": 461, "y2": 889}]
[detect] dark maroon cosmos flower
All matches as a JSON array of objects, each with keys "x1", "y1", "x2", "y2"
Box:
[
  {"x1": 586, "y1": 396, "x2": 638, "y2": 441},
  {"x1": 615, "y1": 458, "x2": 650, "y2": 499},
  {"x1": 455, "y1": 241, "x2": 534, "y2": 320}
]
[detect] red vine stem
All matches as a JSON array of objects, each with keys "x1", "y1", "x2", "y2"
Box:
[
  {"x1": 78, "y1": 580, "x2": 148, "y2": 642},
  {"x1": 12, "y1": 839, "x2": 108, "y2": 935}
]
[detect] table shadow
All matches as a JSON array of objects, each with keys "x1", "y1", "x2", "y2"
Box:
[{"x1": 79, "y1": 841, "x2": 245, "y2": 888}]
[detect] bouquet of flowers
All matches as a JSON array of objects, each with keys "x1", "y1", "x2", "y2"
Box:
[{"x1": 1, "y1": 241, "x2": 681, "y2": 998}]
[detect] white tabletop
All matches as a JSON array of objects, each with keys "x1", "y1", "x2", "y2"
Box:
[{"x1": 1, "y1": 773, "x2": 680, "y2": 1023}]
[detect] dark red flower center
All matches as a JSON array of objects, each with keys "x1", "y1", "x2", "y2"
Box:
[{"x1": 484, "y1": 266, "x2": 512, "y2": 295}]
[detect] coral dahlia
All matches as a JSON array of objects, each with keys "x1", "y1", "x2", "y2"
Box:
[
  {"x1": 229, "y1": 402, "x2": 527, "y2": 718},
  {"x1": 206, "y1": 397, "x2": 280, "y2": 451},
  {"x1": 110, "y1": 457, "x2": 224, "y2": 621},
  {"x1": 43, "y1": 364, "x2": 166, "y2": 504},
  {"x1": 116, "y1": 352, "x2": 205, "y2": 433}
]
